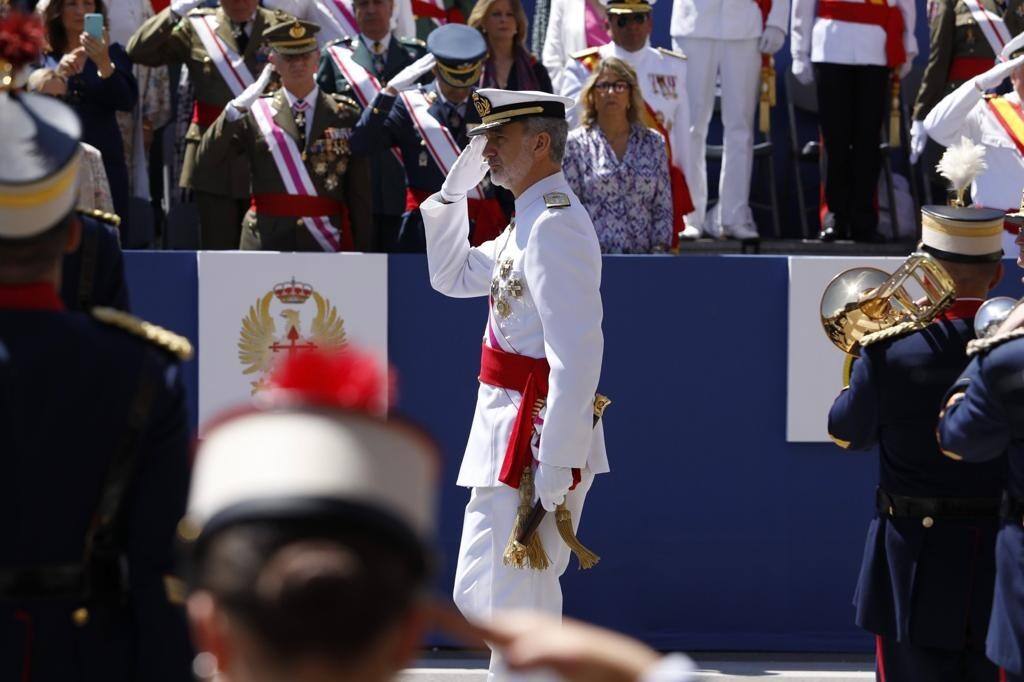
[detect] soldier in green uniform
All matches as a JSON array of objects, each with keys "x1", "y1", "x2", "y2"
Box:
[
  {"x1": 912, "y1": 0, "x2": 1024, "y2": 199},
  {"x1": 196, "y1": 20, "x2": 373, "y2": 251},
  {"x1": 318, "y1": 0, "x2": 427, "y2": 251},
  {"x1": 126, "y1": 0, "x2": 295, "y2": 249}
]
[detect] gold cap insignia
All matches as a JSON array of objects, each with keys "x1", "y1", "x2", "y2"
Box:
[
  {"x1": 289, "y1": 22, "x2": 306, "y2": 38},
  {"x1": 472, "y1": 92, "x2": 491, "y2": 118}
]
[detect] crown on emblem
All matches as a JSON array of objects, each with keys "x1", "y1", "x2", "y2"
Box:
[
  {"x1": 289, "y1": 22, "x2": 306, "y2": 38},
  {"x1": 472, "y1": 92, "x2": 491, "y2": 118},
  {"x1": 273, "y1": 277, "x2": 313, "y2": 303}
]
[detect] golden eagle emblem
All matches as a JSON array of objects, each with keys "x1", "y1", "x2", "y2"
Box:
[{"x1": 238, "y1": 277, "x2": 347, "y2": 393}]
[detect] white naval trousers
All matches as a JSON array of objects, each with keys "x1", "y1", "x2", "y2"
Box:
[
  {"x1": 453, "y1": 470, "x2": 595, "y2": 681},
  {"x1": 674, "y1": 36, "x2": 761, "y2": 233}
]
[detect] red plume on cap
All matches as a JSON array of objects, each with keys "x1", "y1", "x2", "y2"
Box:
[
  {"x1": 266, "y1": 347, "x2": 394, "y2": 415},
  {"x1": 0, "y1": 12, "x2": 46, "y2": 73}
]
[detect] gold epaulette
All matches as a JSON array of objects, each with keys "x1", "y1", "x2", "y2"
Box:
[
  {"x1": 77, "y1": 208, "x2": 121, "y2": 228},
  {"x1": 571, "y1": 46, "x2": 601, "y2": 61},
  {"x1": 329, "y1": 92, "x2": 359, "y2": 111},
  {"x1": 859, "y1": 321, "x2": 922, "y2": 348},
  {"x1": 657, "y1": 46, "x2": 687, "y2": 60},
  {"x1": 543, "y1": 191, "x2": 570, "y2": 208},
  {"x1": 398, "y1": 36, "x2": 426, "y2": 47},
  {"x1": 967, "y1": 327, "x2": 1024, "y2": 357},
  {"x1": 92, "y1": 307, "x2": 194, "y2": 361}
]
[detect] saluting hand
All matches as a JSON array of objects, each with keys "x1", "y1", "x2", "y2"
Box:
[
  {"x1": 974, "y1": 54, "x2": 1024, "y2": 92},
  {"x1": 384, "y1": 53, "x2": 436, "y2": 96},
  {"x1": 228, "y1": 63, "x2": 275, "y2": 113},
  {"x1": 440, "y1": 134, "x2": 488, "y2": 203}
]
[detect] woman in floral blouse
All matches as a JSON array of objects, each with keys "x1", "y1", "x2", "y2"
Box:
[{"x1": 562, "y1": 57, "x2": 673, "y2": 254}]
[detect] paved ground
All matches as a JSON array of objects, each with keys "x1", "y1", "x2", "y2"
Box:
[{"x1": 398, "y1": 653, "x2": 874, "y2": 681}]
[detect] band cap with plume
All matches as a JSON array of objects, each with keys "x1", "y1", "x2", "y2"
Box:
[{"x1": 183, "y1": 348, "x2": 439, "y2": 568}]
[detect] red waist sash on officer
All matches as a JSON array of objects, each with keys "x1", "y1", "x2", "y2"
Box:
[
  {"x1": 948, "y1": 56, "x2": 995, "y2": 82},
  {"x1": 816, "y1": 0, "x2": 906, "y2": 67},
  {"x1": 251, "y1": 193, "x2": 355, "y2": 251},
  {"x1": 478, "y1": 343, "x2": 581, "y2": 489},
  {"x1": 406, "y1": 187, "x2": 507, "y2": 245},
  {"x1": 192, "y1": 100, "x2": 225, "y2": 127}
]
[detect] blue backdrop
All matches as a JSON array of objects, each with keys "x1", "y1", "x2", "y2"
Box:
[{"x1": 123, "y1": 251, "x2": 1024, "y2": 653}]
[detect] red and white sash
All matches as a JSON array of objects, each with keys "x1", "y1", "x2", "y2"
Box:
[
  {"x1": 964, "y1": 0, "x2": 1011, "y2": 56},
  {"x1": 189, "y1": 14, "x2": 254, "y2": 96},
  {"x1": 250, "y1": 98, "x2": 342, "y2": 252},
  {"x1": 400, "y1": 88, "x2": 484, "y2": 200},
  {"x1": 314, "y1": 0, "x2": 359, "y2": 41},
  {"x1": 326, "y1": 44, "x2": 404, "y2": 165}
]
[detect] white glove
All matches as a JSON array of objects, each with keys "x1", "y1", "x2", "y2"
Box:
[
  {"x1": 440, "y1": 135, "x2": 488, "y2": 203},
  {"x1": 227, "y1": 64, "x2": 274, "y2": 114},
  {"x1": 170, "y1": 0, "x2": 202, "y2": 17},
  {"x1": 534, "y1": 463, "x2": 573, "y2": 513},
  {"x1": 909, "y1": 120, "x2": 927, "y2": 164},
  {"x1": 792, "y1": 55, "x2": 814, "y2": 86},
  {"x1": 974, "y1": 53, "x2": 1024, "y2": 91},
  {"x1": 898, "y1": 61, "x2": 913, "y2": 80},
  {"x1": 758, "y1": 26, "x2": 785, "y2": 55},
  {"x1": 385, "y1": 53, "x2": 436, "y2": 94}
]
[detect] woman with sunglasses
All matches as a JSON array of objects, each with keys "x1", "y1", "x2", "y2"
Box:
[{"x1": 563, "y1": 57, "x2": 673, "y2": 253}]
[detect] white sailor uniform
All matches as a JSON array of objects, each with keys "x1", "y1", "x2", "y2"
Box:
[{"x1": 420, "y1": 171, "x2": 609, "y2": 680}]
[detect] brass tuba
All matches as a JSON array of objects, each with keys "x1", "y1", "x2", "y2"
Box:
[{"x1": 820, "y1": 252, "x2": 957, "y2": 356}]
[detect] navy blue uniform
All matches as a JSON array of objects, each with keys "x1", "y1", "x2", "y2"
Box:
[
  {"x1": 61, "y1": 211, "x2": 130, "y2": 312},
  {"x1": 828, "y1": 300, "x2": 1007, "y2": 681},
  {"x1": 0, "y1": 284, "x2": 192, "y2": 681},
  {"x1": 317, "y1": 35, "x2": 427, "y2": 252},
  {"x1": 349, "y1": 82, "x2": 508, "y2": 252},
  {"x1": 939, "y1": 332, "x2": 1024, "y2": 681}
]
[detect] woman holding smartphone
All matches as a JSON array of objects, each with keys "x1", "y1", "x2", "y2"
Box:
[{"x1": 43, "y1": 0, "x2": 138, "y2": 240}]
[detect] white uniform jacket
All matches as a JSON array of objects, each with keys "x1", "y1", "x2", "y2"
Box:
[
  {"x1": 420, "y1": 172, "x2": 610, "y2": 488},
  {"x1": 924, "y1": 83, "x2": 1024, "y2": 211},
  {"x1": 560, "y1": 42, "x2": 693, "y2": 182},
  {"x1": 790, "y1": 0, "x2": 917, "y2": 66},
  {"x1": 542, "y1": 0, "x2": 588, "y2": 94},
  {"x1": 671, "y1": 0, "x2": 790, "y2": 41}
]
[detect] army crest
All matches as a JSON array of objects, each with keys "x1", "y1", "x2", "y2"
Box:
[
  {"x1": 238, "y1": 277, "x2": 347, "y2": 393},
  {"x1": 289, "y1": 22, "x2": 306, "y2": 38},
  {"x1": 473, "y1": 92, "x2": 492, "y2": 118}
]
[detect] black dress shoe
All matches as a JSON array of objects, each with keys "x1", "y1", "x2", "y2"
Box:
[{"x1": 819, "y1": 225, "x2": 838, "y2": 242}]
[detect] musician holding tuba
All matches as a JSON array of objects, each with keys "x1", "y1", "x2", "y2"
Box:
[{"x1": 825, "y1": 203, "x2": 1007, "y2": 681}]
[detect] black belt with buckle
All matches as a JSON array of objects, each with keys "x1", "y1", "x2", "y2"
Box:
[
  {"x1": 876, "y1": 488, "x2": 1001, "y2": 520},
  {"x1": 1000, "y1": 493, "x2": 1024, "y2": 523}
]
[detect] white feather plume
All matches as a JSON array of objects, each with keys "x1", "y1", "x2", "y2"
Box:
[{"x1": 936, "y1": 136, "x2": 987, "y2": 196}]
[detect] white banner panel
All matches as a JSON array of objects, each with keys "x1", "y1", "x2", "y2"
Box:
[
  {"x1": 786, "y1": 256, "x2": 902, "y2": 442},
  {"x1": 198, "y1": 252, "x2": 388, "y2": 432}
]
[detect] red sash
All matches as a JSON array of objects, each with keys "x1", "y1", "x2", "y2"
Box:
[
  {"x1": 405, "y1": 187, "x2": 507, "y2": 246},
  {"x1": 817, "y1": 0, "x2": 907, "y2": 67},
  {"x1": 250, "y1": 194, "x2": 354, "y2": 251},
  {"x1": 479, "y1": 344, "x2": 582, "y2": 490},
  {"x1": 191, "y1": 100, "x2": 224, "y2": 127},
  {"x1": 948, "y1": 56, "x2": 995, "y2": 82}
]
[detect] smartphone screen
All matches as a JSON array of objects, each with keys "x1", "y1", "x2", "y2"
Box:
[{"x1": 84, "y1": 13, "x2": 103, "y2": 38}]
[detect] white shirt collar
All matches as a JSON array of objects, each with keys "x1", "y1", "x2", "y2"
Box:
[
  {"x1": 609, "y1": 39, "x2": 650, "y2": 63},
  {"x1": 361, "y1": 32, "x2": 392, "y2": 53},
  {"x1": 284, "y1": 83, "x2": 319, "y2": 108},
  {"x1": 515, "y1": 171, "x2": 569, "y2": 215}
]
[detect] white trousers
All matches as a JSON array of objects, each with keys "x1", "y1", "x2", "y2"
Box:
[
  {"x1": 453, "y1": 471, "x2": 595, "y2": 681},
  {"x1": 674, "y1": 36, "x2": 761, "y2": 231}
]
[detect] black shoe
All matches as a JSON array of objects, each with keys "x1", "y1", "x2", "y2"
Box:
[{"x1": 819, "y1": 225, "x2": 838, "y2": 242}]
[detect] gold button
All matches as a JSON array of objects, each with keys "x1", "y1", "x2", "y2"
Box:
[
  {"x1": 301, "y1": 152, "x2": 307, "y2": 161},
  {"x1": 296, "y1": 219, "x2": 304, "y2": 226},
  {"x1": 71, "y1": 607, "x2": 89, "y2": 627},
  {"x1": 176, "y1": 517, "x2": 200, "y2": 542},
  {"x1": 922, "y1": 516, "x2": 934, "y2": 528}
]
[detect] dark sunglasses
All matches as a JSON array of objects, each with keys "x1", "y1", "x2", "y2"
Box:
[
  {"x1": 593, "y1": 80, "x2": 630, "y2": 93},
  {"x1": 613, "y1": 13, "x2": 648, "y2": 27}
]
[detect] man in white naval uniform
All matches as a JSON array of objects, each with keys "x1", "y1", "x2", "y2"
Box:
[
  {"x1": 419, "y1": 88, "x2": 609, "y2": 680},
  {"x1": 790, "y1": 0, "x2": 916, "y2": 242},
  {"x1": 559, "y1": 0, "x2": 700, "y2": 241},
  {"x1": 925, "y1": 33, "x2": 1024, "y2": 255},
  {"x1": 671, "y1": 0, "x2": 789, "y2": 239}
]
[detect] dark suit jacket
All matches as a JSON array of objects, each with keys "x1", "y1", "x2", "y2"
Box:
[{"x1": 62, "y1": 211, "x2": 131, "y2": 312}]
